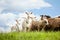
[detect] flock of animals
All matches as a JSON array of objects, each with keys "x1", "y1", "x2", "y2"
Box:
[{"x1": 10, "y1": 12, "x2": 60, "y2": 32}]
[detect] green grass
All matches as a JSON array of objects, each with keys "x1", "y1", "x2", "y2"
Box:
[{"x1": 0, "y1": 31, "x2": 60, "y2": 40}]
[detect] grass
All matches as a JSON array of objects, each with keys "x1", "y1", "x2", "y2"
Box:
[{"x1": 0, "y1": 31, "x2": 60, "y2": 40}]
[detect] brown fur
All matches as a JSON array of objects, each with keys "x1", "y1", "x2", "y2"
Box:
[
  {"x1": 57, "y1": 16, "x2": 60, "y2": 18},
  {"x1": 40, "y1": 15, "x2": 60, "y2": 31},
  {"x1": 30, "y1": 20, "x2": 39, "y2": 31},
  {"x1": 45, "y1": 18, "x2": 60, "y2": 31},
  {"x1": 30, "y1": 18, "x2": 48, "y2": 31}
]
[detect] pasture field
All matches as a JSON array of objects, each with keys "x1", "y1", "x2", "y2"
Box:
[{"x1": 0, "y1": 31, "x2": 60, "y2": 40}]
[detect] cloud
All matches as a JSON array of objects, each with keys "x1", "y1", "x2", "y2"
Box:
[
  {"x1": 0, "y1": 0, "x2": 52, "y2": 13},
  {"x1": 0, "y1": 12, "x2": 29, "y2": 32},
  {"x1": 0, "y1": 13, "x2": 18, "y2": 26},
  {"x1": 0, "y1": 13, "x2": 17, "y2": 32}
]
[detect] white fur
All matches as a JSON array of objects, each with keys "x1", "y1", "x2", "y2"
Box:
[{"x1": 18, "y1": 12, "x2": 36, "y2": 31}]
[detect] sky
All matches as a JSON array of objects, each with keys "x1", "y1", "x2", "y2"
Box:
[
  {"x1": 0, "y1": 0, "x2": 60, "y2": 32},
  {"x1": 30, "y1": 0, "x2": 60, "y2": 17}
]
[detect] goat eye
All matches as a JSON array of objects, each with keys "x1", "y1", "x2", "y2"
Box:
[{"x1": 44, "y1": 21, "x2": 47, "y2": 23}]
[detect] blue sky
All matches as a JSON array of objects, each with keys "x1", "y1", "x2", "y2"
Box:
[
  {"x1": 0, "y1": 0, "x2": 60, "y2": 32},
  {"x1": 29, "y1": 0, "x2": 60, "y2": 17},
  {"x1": 45, "y1": 0, "x2": 60, "y2": 17}
]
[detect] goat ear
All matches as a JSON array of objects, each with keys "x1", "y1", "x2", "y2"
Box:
[
  {"x1": 40, "y1": 15, "x2": 43, "y2": 17},
  {"x1": 25, "y1": 12, "x2": 28, "y2": 15},
  {"x1": 30, "y1": 12, "x2": 32, "y2": 14}
]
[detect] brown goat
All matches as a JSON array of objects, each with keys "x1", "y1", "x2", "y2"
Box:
[
  {"x1": 31, "y1": 20, "x2": 39, "y2": 31},
  {"x1": 30, "y1": 15, "x2": 48, "y2": 31},
  {"x1": 44, "y1": 16, "x2": 60, "y2": 31}
]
